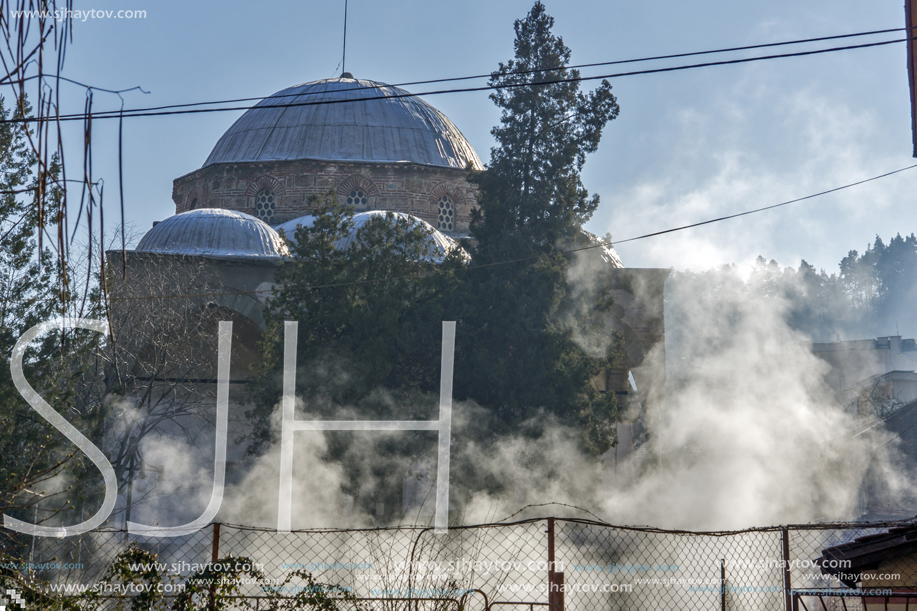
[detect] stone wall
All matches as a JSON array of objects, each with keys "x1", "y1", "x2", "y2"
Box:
[{"x1": 172, "y1": 159, "x2": 478, "y2": 233}]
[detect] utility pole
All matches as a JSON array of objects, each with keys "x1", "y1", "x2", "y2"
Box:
[{"x1": 907, "y1": 0, "x2": 917, "y2": 156}]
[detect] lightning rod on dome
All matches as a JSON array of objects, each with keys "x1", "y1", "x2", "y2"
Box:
[{"x1": 341, "y1": 0, "x2": 348, "y2": 78}]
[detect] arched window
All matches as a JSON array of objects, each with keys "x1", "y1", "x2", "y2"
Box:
[
  {"x1": 437, "y1": 195, "x2": 454, "y2": 231},
  {"x1": 190, "y1": 197, "x2": 198, "y2": 210},
  {"x1": 255, "y1": 188, "x2": 276, "y2": 223},
  {"x1": 346, "y1": 188, "x2": 368, "y2": 211}
]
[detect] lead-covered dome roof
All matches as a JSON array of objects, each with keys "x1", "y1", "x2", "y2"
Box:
[
  {"x1": 136, "y1": 208, "x2": 288, "y2": 262},
  {"x1": 275, "y1": 211, "x2": 466, "y2": 263},
  {"x1": 204, "y1": 76, "x2": 483, "y2": 170}
]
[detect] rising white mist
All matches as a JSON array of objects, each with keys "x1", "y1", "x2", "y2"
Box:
[
  {"x1": 598, "y1": 268, "x2": 916, "y2": 529},
  {"x1": 96, "y1": 264, "x2": 917, "y2": 534}
]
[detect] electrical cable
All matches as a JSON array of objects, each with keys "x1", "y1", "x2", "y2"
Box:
[
  {"x1": 3, "y1": 153, "x2": 913, "y2": 308},
  {"x1": 67, "y1": 162, "x2": 914, "y2": 303},
  {"x1": 2, "y1": 34, "x2": 909, "y2": 125},
  {"x1": 3, "y1": 27, "x2": 903, "y2": 119},
  {"x1": 610, "y1": 164, "x2": 917, "y2": 246}
]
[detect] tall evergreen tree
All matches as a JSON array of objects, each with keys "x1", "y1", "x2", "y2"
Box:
[
  {"x1": 472, "y1": 1, "x2": 620, "y2": 256},
  {"x1": 0, "y1": 96, "x2": 75, "y2": 532},
  {"x1": 457, "y1": 1, "x2": 621, "y2": 451},
  {"x1": 874, "y1": 233, "x2": 917, "y2": 330}
]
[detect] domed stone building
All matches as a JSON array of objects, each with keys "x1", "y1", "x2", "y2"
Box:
[
  {"x1": 112, "y1": 75, "x2": 486, "y2": 374},
  {"x1": 171, "y1": 75, "x2": 482, "y2": 235},
  {"x1": 107, "y1": 72, "x2": 669, "y2": 523},
  {"x1": 112, "y1": 72, "x2": 665, "y2": 387}
]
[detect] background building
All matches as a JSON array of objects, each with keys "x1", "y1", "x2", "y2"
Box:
[
  {"x1": 812, "y1": 336, "x2": 917, "y2": 519},
  {"x1": 109, "y1": 73, "x2": 670, "y2": 521}
]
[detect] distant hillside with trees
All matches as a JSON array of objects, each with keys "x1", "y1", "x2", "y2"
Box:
[{"x1": 668, "y1": 233, "x2": 917, "y2": 345}]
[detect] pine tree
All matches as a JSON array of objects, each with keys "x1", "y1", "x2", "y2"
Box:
[
  {"x1": 457, "y1": 1, "x2": 622, "y2": 451},
  {"x1": 0, "y1": 96, "x2": 74, "y2": 535},
  {"x1": 471, "y1": 0, "x2": 619, "y2": 255}
]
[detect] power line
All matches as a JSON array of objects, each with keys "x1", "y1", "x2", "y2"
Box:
[
  {"x1": 2, "y1": 34, "x2": 909, "y2": 125},
  {"x1": 876, "y1": 400, "x2": 917, "y2": 448},
  {"x1": 4, "y1": 163, "x2": 915, "y2": 307},
  {"x1": 611, "y1": 164, "x2": 917, "y2": 246},
  {"x1": 0, "y1": 72, "x2": 151, "y2": 96},
  {"x1": 26, "y1": 160, "x2": 917, "y2": 308},
  {"x1": 82, "y1": 163, "x2": 916, "y2": 303},
  {"x1": 4, "y1": 27, "x2": 903, "y2": 120}
]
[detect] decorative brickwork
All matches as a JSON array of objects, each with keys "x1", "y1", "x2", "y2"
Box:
[
  {"x1": 173, "y1": 159, "x2": 478, "y2": 233},
  {"x1": 430, "y1": 182, "x2": 467, "y2": 232},
  {"x1": 244, "y1": 175, "x2": 286, "y2": 198},
  {"x1": 336, "y1": 175, "x2": 378, "y2": 211},
  {"x1": 187, "y1": 189, "x2": 202, "y2": 210}
]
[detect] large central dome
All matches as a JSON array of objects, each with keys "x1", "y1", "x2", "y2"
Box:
[{"x1": 204, "y1": 76, "x2": 483, "y2": 170}]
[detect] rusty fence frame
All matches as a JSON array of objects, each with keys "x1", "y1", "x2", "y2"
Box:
[{"x1": 5, "y1": 516, "x2": 917, "y2": 611}]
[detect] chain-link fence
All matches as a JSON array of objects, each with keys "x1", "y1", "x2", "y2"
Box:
[{"x1": 2, "y1": 516, "x2": 916, "y2": 610}]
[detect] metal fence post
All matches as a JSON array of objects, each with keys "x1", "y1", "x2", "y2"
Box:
[
  {"x1": 547, "y1": 518, "x2": 556, "y2": 611},
  {"x1": 209, "y1": 523, "x2": 221, "y2": 611},
  {"x1": 212, "y1": 522, "x2": 221, "y2": 562},
  {"x1": 782, "y1": 527, "x2": 792, "y2": 611},
  {"x1": 547, "y1": 518, "x2": 564, "y2": 611},
  {"x1": 721, "y1": 558, "x2": 726, "y2": 611}
]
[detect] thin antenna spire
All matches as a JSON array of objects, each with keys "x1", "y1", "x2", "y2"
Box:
[{"x1": 342, "y1": 0, "x2": 348, "y2": 77}]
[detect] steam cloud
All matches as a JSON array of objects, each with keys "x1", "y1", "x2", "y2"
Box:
[
  {"x1": 92, "y1": 265, "x2": 917, "y2": 533},
  {"x1": 603, "y1": 270, "x2": 895, "y2": 529}
]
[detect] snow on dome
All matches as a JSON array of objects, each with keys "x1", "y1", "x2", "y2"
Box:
[
  {"x1": 135, "y1": 208, "x2": 288, "y2": 261},
  {"x1": 582, "y1": 230, "x2": 624, "y2": 268},
  {"x1": 273, "y1": 215, "x2": 315, "y2": 239},
  {"x1": 204, "y1": 77, "x2": 483, "y2": 170},
  {"x1": 275, "y1": 211, "x2": 466, "y2": 263}
]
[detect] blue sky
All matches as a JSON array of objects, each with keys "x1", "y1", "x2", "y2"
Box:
[{"x1": 14, "y1": 0, "x2": 917, "y2": 274}]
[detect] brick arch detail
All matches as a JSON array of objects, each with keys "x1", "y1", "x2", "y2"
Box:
[
  {"x1": 336, "y1": 175, "x2": 379, "y2": 199},
  {"x1": 245, "y1": 176, "x2": 286, "y2": 198},
  {"x1": 430, "y1": 183, "x2": 460, "y2": 232},
  {"x1": 186, "y1": 188, "x2": 203, "y2": 210},
  {"x1": 336, "y1": 175, "x2": 379, "y2": 211},
  {"x1": 430, "y1": 182, "x2": 464, "y2": 208}
]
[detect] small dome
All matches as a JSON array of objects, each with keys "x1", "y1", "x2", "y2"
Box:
[
  {"x1": 136, "y1": 208, "x2": 288, "y2": 261},
  {"x1": 276, "y1": 211, "x2": 465, "y2": 263},
  {"x1": 274, "y1": 215, "x2": 316, "y2": 238},
  {"x1": 582, "y1": 230, "x2": 624, "y2": 268},
  {"x1": 204, "y1": 77, "x2": 483, "y2": 170}
]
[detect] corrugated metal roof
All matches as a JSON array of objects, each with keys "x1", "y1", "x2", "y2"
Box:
[
  {"x1": 135, "y1": 208, "x2": 288, "y2": 261},
  {"x1": 275, "y1": 211, "x2": 467, "y2": 263},
  {"x1": 204, "y1": 77, "x2": 483, "y2": 170}
]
